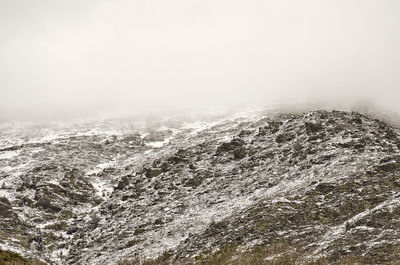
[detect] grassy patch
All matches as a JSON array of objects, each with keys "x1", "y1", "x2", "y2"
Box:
[
  {"x1": 0, "y1": 249, "x2": 28, "y2": 265},
  {"x1": 117, "y1": 244, "x2": 367, "y2": 265},
  {"x1": 0, "y1": 249, "x2": 46, "y2": 265}
]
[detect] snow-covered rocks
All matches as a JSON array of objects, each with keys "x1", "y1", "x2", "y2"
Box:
[{"x1": 0, "y1": 109, "x2": 399, "y2": 264}]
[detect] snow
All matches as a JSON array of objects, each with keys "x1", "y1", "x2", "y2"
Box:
[
  {"x1": 312, "y1": 192, "x2": 400, "y2": 256},
  {"x1": 0, "y1": 166, "x2": 13, "y2": 172},
  {"x1": 181, "y1": 120, "x2": 220, "y2": 136},
  {"x1": 39, "y1": 132, "x2": 64, "y2": 142},
  {"x1": 86, "y1": 161, "x2": 114, "y2": 176},
  {"x1": 0, "y1": 189, "x2": 12, "y2": 199},
  {"x1": 0, "y1": 150, "x2": 19, "y2": 160},
  {"x1": 354, "y1": 226, "x2": 375, "y2": 231},
  {"x1": 0, "y1": 109, "x2": 399, "y2": 264},
  {"x1": 145, "y1": 128, "x2": 181, "y2": 148},
  {"x1": 220, "y1": 135, "x2": 232, "y2": 142},
  {"x1": 145, "y1": 139, "x2": 169, "y2": 148},
  {"x1": 271, "y1": 197, "x2": 302, "y2": 204},
  {"x1": 47, "y1": 179, "x2": 60, "y2": 186},
  {"x1": 86, "y1": 162, "x2": 115, "y2": 199},
  {"x1": 92, "y1": 179, "x2": 113, "y2": 199},
  {"x1": 140, "y1": 133, "x2": 149, "y2": 139}
]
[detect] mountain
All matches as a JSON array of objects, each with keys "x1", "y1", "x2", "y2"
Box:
[{"x1": 0, "y1": 109, "x2": 399, "y2": 264}]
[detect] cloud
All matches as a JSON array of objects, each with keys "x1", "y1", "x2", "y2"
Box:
[{"x1": 1, "y1": 0, "x2": 399, "y2": 119}]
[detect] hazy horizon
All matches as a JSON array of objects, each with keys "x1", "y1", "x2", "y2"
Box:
[{"x1": 1, "y1": 0, "x2": 399, "y2": 119}]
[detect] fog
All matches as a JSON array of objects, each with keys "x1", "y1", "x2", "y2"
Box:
[{"x1": 1, "y1": 0, "x2": 399, "y2": 120}]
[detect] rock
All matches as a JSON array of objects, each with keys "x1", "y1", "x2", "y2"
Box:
[
  {"x1": 35, "y1": 198, "x2": 62, "y2": 213},
  {"x1": 233, "y1": 148, "x2": 246, "y2": 160},
  {"x1": 239, "y1": 130, "x2": 253, "y2": 137},
  {"x1": 1, "y1": 109, "x2": 400, "y2": 265},
  {"x1": 0, "y1": 197, "x2": 12, "y2": 217},
  {"x1": 217, "y1": 138, "x2": 245, "y2": 153},
  {"x1": 315, "y1": 183, "x2": 335, "y2": 193},
  {"x1": 275, "y1": 133, "x2": 295, "y2": 143},
  {"x1": 351, "y1": 117, "x2": 363, "y2": 125},
  {"x1": 376, "y1": 162, "x2": 400, "y2": 172},
  {"x1": 257, "y1": 121, "x2": 283, "y2": 136},
  {"x1": 168, "y1": 150, "x2": 189, "y2": 164},
  {"x1": 116, "y1": 176, "x2": 130, "y2": 190},
  {"x1": 17, "y1": 196, "x2": 33, "y2": 207},
  {"x1": 67, "y1": 226, "x2": 79, "y2": 235},
  {"x1": 184, "y1": 176, "x2": 203, "y2": 188},
  {"x1": 268, "y1": 121, "x2": 283, "y2": 133},
  {"x1": 145, "y1": 168, "x2": 162, "y2": 178},
  {"x1": 354, "y1": 143, "x2": 365, "y2": 150},
  {"x1": 305, "y1": 122, "x2": 323, "y2": 134}
]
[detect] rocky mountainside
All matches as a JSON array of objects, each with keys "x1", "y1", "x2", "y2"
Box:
[{"x1": 0, "y1": 109, "x2": 400, "y2": 264}]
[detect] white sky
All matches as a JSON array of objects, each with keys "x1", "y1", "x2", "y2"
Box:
[{"x1": 0, "y1": 0, "x2": 399, "y2": 118}]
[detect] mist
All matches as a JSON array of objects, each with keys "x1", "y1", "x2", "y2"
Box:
[{"x1": 1, "y1": 0, "x2": 399, "y2": 120}]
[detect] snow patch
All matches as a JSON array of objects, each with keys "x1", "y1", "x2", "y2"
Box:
[
  {"x1": 0, "y1": 189, "x2": 12, "y2": 199},
  {"x1": 312, "y1": 192, "x2": 400, "y2": 256},
  {"x1": 86, "y1": 162, "x2": 114, "y2": 176},
  {"x1": 0, "y1": 150, "x2": 20, "y2": 160},
  {"x1": 145, "y1": 140, "x2": 169, "y2": 148},
  {"x1": 92, "y1": 179, "x2": 113, "y2": 199}
]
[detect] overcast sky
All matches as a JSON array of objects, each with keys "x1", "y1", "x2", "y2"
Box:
[{"x1": 0, "y1": 0, "x2": 399, "y2": 118}]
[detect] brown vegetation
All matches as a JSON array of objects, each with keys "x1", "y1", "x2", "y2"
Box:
[
  {"x1": 0, "y1": 249, "x2": 46, "y2": 265},
  {"x1": 117, "y1": 244, "x2": 366, "y2": 265}
]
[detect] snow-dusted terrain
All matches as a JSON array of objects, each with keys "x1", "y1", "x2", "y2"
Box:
[{"x1": 0, "y1": 109, "x2": 399, "y2": 264}]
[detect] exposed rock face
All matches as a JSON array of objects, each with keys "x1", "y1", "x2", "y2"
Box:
[
  {"x1": 0, "y1": 197, "x2": 12, "y2": 217},
  {"x1": 0, "y1": 110, "x2": 399, "y2": 264}
]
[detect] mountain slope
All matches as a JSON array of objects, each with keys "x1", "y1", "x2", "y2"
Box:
[{"x1": 0, "y1": 110, "x2": 399, "y2": 264}]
